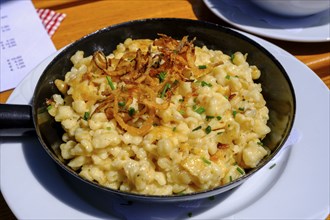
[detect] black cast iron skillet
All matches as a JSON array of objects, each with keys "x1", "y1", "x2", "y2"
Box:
[{"x1": 0, "y1": 18, "x2": 295, "y2": 202}]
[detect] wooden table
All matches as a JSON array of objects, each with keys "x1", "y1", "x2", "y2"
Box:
[{"x1": 1, "y1": 0, "x2": 329, "y2": 219}]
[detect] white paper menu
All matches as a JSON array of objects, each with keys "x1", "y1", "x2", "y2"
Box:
[{"x1": 0, "y1": 0, "x2": 56, "y2": 92}]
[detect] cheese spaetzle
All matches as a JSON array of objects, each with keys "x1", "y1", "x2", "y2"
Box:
[{"x1": 47, "y1": 35, "x2": 271, "y2": 195}]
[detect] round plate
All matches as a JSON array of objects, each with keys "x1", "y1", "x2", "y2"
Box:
[
  {"x1": 203, "y1": 0, "x2": 330, "y2": 42},
  {"x1": 0, "y1": 32, "x2": 329, "y2": 219}
]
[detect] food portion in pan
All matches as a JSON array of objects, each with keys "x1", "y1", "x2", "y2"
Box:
[{"x1": 46, "y1": 34, "x2": 271, "y2": 195}]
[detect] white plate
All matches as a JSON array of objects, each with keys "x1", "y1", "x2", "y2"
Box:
[
  {"x1": 203, "y1": 0, "x2": 330, "y2": 42},
  {"x1": 1, "y1": 33, "x2": 329, "y2": 219}
]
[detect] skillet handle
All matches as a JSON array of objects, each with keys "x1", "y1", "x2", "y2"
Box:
[{"x1": 0, "y1": 104, "x2": 35, "y2": 136}]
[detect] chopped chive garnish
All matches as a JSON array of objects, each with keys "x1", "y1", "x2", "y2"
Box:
[
  {"x1": 47, "y1": 105, "x2": 53, "y2": 110},
  {"x1": 230, "y1": 54, "x2": 235, "y2": 63},
  {"x1": 192, "y1": 125, "x2": 202, "y2": 131},
  {"x1": 194, "y1": 106, "x2": 205, "y2": 114},
  {"x1": 257, "y1": 141, "x2": 263, "y2": 146},
  {"x1": 206, "y1": 115, "x2": 215, "y2": 121},
  {"x1": 172, "y1": 127, "x2": 177, "y2": 132},
  {"x1": 198, "y1": 65, "x2": 207, "y2": 69},
  {"x1": 128, "y1": 107, "x2": 135, "y2": 116},
  {"x1": 201, "y1": 81, "x2": 212, "y2": 87},
  {"x1": 201, "y1": 157, "x2": 211, "y2": 165},
  {"x1": 160, "y1": 83, "x2": 171, "y2": 98},
  {"x1": 157, "y1": 71, "x2": 167, "y2": 83},
  {"x1": 106, "y1": 127, "x2": 111, "y2": 130},
  {"x1": 229, "y1": 175, "x2": 233, "y2": 182},
  {"x1": 236, "y1": 167, "x2": 244, "y2": 175},
  {"x1": 83, "y1": 111, "x2": 90, "y2": 120},
  {"x1": 205, "y1": 125, "x2": 212, "y2": 134},
  {"x1": 269, "y1": 163, "x2": 276, "y2": 169},
  {"x1": 179, "y1": 109, "x2": 185, "y2": 115},
  {"x1": 238, "y1": 107, "x2": 245, "y2": 111},
  {"x1": 106, "y1": 76, "x2": 115, "y2": 90},
  {"x1": 232, "y1": 110, "x2": 237, "y2": 118},
  {"x1": 225, "y1": 75, "x2": 230, "y2": 80},
  {"x1": 217, "y1": 131, "x2": 223, "y2": 135},
  {"x1": 216, "y1": 116, "x2": 222, "y2": 120},
  {"x1": 118, "y1": 101, "x2": 126, "y2": 107},
  {"x1": 179, "y1": 98, "x2": 184, "y2": 102}
]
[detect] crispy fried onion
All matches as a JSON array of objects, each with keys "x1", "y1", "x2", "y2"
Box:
[{"x1": 92, "y1": 34, "x2": 206, "y2": 136}]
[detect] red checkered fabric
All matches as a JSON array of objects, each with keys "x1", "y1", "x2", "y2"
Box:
[{"x1": 36, "y1": 8, "x2": 66, "y2": 37}]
